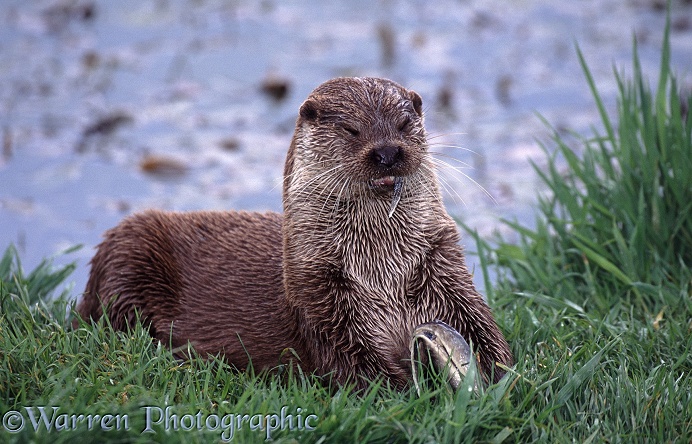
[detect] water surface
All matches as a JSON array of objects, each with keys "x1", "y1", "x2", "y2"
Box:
[{"x1": 1, "y1": 0, "x2": 691, "y2": 295}]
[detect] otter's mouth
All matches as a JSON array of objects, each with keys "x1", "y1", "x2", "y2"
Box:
[
  {"x1": 369, "y1": 176, "x2": 404, "y2": 218},
  {"x1": 370, "y1": 175, "x2": 399, "y2": 188}
]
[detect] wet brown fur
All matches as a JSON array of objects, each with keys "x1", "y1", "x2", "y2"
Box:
[{"x1": 76, "y1": 77, "x2": 513, "y2": 390}]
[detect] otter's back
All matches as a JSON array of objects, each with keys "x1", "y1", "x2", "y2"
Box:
[{"x1": 78, "y1": 210, "x2": 295, "y2": 369}]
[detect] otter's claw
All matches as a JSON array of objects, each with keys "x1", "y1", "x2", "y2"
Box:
[{"x1": 410, "y1": 320, "x2": 477, "y2": 395}]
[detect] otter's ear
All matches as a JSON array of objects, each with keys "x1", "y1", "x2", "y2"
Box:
[
  {"x1": 299, "y1": 99, "x2": 319, "y2": 121},
  {"x1": 410, "y1": 91, "x2": 423, "y2": 117}
]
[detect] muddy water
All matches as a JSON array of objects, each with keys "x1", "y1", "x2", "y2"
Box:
[{"x1": 1, "y1": 0, "x2": 691, "y2": 295}]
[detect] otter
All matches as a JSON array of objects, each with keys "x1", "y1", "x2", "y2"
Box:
[{"x1": 76, "y1": 77, "x2": 513, "y2": 390}]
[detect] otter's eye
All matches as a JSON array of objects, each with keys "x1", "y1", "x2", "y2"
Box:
[
  {"x1": 397, "y1": 117, "x2": 411, "y2": 132},
  {"x1": 342, "y1": 126, "x2": 359, "y2": 137}
]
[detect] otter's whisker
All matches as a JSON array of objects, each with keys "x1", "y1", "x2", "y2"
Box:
[
  {"x1": 422, "y1": 161, "x2": 466, "y2": 207},
  {"x1": 429, "y1": 152, "x2": 474, "y2": 170},
  {"x1": 410, "y1": 175, "x2": 446, "y2": 226},
  {"x1": 306, "y1": 171, "x2": 347, "y2": 239},
  {"x1": 331, "y1": 177, "x2": 351, "y2": 221},
  {"x1": 437, "y1": 173, "x2": 468, "y2": 207},
  {"x1": 427, "y1": 142, "x2": 482, "y2": 157},
  {"x1": 289, "y1": 163, "x2": 345, "y2": 204},
  {"x1": 426, "y1": 132, "x2": 468, "y2": 141},
  {"x1": 417, "y1": 165, "x2": 447, "y2": 210},
  {"x1": 316, "y1": 171, "x2": 349, "y2": 225},
  {"x1": 432, "y1": 157, "x2": 497, "y2": 205},
  {"x1": 277, "y1": 158, "x2": 333, "y2": 192}
]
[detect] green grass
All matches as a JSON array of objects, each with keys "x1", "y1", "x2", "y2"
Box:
[{"x1": 2, "y1": 17, "x2": 691, "y2": 444}]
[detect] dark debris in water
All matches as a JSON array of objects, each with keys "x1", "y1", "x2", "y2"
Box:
[
  {"x1": 261, "y1": 77, "x2": 291, "y2": 102},
  {"x1": 42, "y1": 0, "x2": 96, "y2": 33},
  {"x1": 436, "y1": 71, "x2": 458, "y2": 120},
  {"x1": 81, "y1": 51, "x2": 100, "y2": 70},
  {"x1": 77, "y1": 112, "x2": 133, "y2": 153},
  {"x1": 218, "y1": 138, "x2": 241, "y2": 152},
  {"x1": 3, "y1": 126, "x2": 12, "y2": 161},
  {"x1": 495, "y1": 74, "x2": 513, "y2": 107},
  {"x1": 377, "y1": 23, "x2": 396, "y2": 68},
  {"x1": 82, "y1": 112, "x2": 133, "y2": 138},
  {"x1": 672, "y1": 16, "x2": 691, "y2": 32},
  {"x1": 139, "y1": 155, "x2": 188, "y2": 179}
]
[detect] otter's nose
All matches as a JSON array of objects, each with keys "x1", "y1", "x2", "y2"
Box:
[{"x1": 371, "y1": 145, "x2": 403, "y2": 168}]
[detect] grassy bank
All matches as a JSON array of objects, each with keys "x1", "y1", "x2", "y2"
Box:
[{"x1": 2, "y1": 21, "x2": 690, "y2": 444}]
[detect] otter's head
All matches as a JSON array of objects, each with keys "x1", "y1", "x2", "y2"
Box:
[{"x1": 283, "y1": 77, "x2": 432, "y2": 218}]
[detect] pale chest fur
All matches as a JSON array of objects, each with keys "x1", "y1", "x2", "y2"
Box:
[
  {"x1": 285, "y1": 185, "x2": 458, "y2": 371},
  {"x1": 324, "y1": 200, "x2": 446, "y2": 363}
]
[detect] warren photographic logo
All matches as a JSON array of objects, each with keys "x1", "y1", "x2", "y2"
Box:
[{"x1": 2, "y1": 405, "x2": 318, "y2": 441}]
